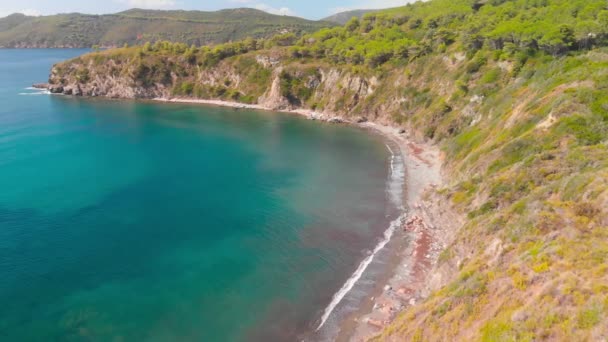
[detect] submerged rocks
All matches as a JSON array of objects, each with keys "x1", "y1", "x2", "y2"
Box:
[
  {"x1": 58, "y1": 84, "x2": 84, "y2": 96},
  {"x1": 40, "y1": 81, "x2": 83, "y2": 96},
  {"x1": 49, "y1": 85, "x2": 64, "y2": 94}
]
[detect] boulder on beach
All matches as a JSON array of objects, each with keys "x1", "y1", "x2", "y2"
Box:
[
  {"x1": 367, "y1": 318, "x2": 386, "y2": 329},
  {"x1": 327, "y1": 116, "x2": 345, "y2": 124},
  {"x1": 308, "y1": 112, "x2": 327, "y2": 121}
]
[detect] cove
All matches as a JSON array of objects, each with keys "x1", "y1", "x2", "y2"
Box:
[{"x1": 0, "y1": 49, "x2": 400, "y2": 341}]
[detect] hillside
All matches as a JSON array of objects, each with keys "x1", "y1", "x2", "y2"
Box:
[
  {"x1": 45, "y1": 0, "x2": 608, "y2": 340},
  {"x1": 0, "y1": 8, "x2": 334, "y2": 48},
  {"x1": 322, "y1": 9, "x2": 375, "y2": 25}
]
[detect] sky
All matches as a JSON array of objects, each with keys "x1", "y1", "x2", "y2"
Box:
[{"x1": 0, "y1": 0, "x2": 417, "y2": 20}]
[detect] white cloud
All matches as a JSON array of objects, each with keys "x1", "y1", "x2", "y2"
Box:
[
  {"x1": 19, "y1": 8, "x2": 42, "y2": 16},
  {"x1": 329, "y1": 7, "x2": 355, "y2": 15},
  {"x1": 227, "y1": 0, "x2": 296, "y2": 17},
  {"x1": 254, "y1": 4, "x2": 295, "y2": 16},
  {"x1": 117, "y1": 0, "x2": 176, "y2": 9},
  {"x1": 0, "y1": 8, "x2": 41, "y2": 17},
  {"x1": 361, "y1": 0, "x2": 420, "y2": 8},
  {"x1": 328, "y1": 0, "x2": 421, "y2": 15}
]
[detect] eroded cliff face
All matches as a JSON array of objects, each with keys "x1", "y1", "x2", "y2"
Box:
[
  {"x1": 46, "y1": 51, "x2": 409, "y2": 126},
  {"x1": 48, "y1": 59, "x2": 171, "y2": 98}
]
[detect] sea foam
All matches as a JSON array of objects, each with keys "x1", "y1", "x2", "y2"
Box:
[
  {"x1": 18, "y1": 87, "x2": 50, "y2": 95},
  {"x1": 316, "y1": 142, "x2": 406, "y2": 331}
]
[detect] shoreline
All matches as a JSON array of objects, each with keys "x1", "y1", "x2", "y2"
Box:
[
  {"x1": 339, "y1": 123, "x2": 462, "y2": 341},
  {"x1": 49, "y1": 93, "x2": 460, "y2": 341},
  {"x1": 153, "y1": 97, "x2": 462, "y2": 341},
  {"x1": 153, "y1": 97, "x2": 348, "y2": 123}
]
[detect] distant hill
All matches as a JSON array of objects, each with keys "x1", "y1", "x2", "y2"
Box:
[
  {"x1": 0, "y1": 8, "x2": 335, "y2": 48},
  {"x1": 322, "y1": 9, "x2": 375, "y2": 24}
]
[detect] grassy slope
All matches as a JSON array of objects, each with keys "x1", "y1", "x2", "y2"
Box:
[
  {"x1": 0, "y1": 8, "x2": 334, "y2": 48},
  {"x1": 375, "y1": 49, "x2": 608, "y2": 342},
  {"x1": 51, "y1": 1, "x2": 608, "y2": 340}
]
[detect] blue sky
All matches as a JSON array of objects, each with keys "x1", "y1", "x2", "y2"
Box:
[{"x1": 0, "y1": 0, "x2": 416, "y2": 20}]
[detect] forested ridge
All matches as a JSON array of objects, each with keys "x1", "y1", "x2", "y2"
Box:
[
  {"x1": 0, "y1": 8, "x2": 333, "y2": 48},
  {"x1": 98, "y1": 0, "x2": 608, "y2": 78},
  {"x1": 49, "y1": 0, "x2": 608, "y2": 340},
  {"x1": 297, "y1": 0, "x2": 608, "y2": 65}
]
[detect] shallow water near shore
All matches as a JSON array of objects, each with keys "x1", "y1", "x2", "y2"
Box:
[{"x1": 0, "y1": 49, "x2": 402, "y2": 340}]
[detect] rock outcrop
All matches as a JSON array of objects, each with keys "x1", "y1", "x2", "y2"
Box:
[{"x1": 44, "y1": 51, "x2": 404, "y2": 129}]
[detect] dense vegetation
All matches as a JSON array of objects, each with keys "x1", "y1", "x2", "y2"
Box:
[
  {"x1": 51, "y1": 0, "x2": 608, "y2": 340},
  {"x1": 0, "y1": 8, "x2": 333, "y2": 48},
  {"x1": 96, "y1": 0, "x2": 608, "y2": 77},
  {"x1": 292, "y1": 0, "x2": 608, "y2": 67}
]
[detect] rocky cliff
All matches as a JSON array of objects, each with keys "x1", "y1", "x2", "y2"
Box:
[{"x1": 45, "y1": 48, "x2": 452, "y2": 139}]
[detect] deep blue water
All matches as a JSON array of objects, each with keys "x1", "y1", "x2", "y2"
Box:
[{"x1": 0, "y1": 49, "x2": 394, "y2": 341}]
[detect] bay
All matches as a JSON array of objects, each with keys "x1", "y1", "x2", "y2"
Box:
[{"x1": 0, "y1": 49, "x2": 393, "y2": 341}]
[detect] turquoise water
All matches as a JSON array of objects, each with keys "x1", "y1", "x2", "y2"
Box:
[{"x1": 0, "y1": 49, "x2": 394, "y2": 341}]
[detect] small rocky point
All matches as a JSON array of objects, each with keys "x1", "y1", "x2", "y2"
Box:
[{"x1": 33, "y1": 83, "x2": 65, "y2": 94}]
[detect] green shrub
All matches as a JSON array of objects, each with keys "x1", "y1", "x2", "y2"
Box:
[
  {"x1": 488, "y1": 138, "x2": 539, "y2": 173},
  {"x1": 555, "y1": 115, "x2": 604, "y2": 146},
  {"x1": 180, "y1": 82, "x2": 194, "y2": 95},
  {"x1": 480, "y1": 68, "x2": 501, "y2": 85},
  {"x1": 481, "y1": 321, "x2": 516, "y2": 342},
  {"x1": 577, "y1": 306, "x2": 602, "y2": 329},
  {"x1": 466, "y1": 55, "x2": 487, "y2": 74}
]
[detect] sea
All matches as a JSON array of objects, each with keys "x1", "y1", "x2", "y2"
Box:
[{"x1": 0, "y1": 49, "x2": 405, "y2": 341}]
